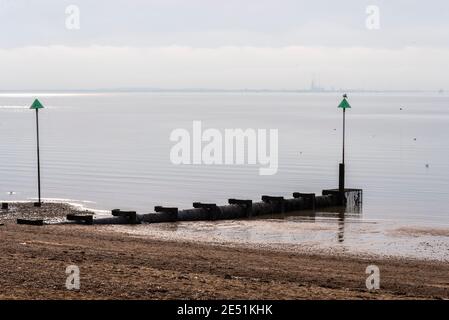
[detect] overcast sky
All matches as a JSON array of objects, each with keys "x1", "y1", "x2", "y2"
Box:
[{"x1": 1, "y1": 0, "x2": 448, "y2": 90}]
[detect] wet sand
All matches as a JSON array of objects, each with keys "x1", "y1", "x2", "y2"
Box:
[
  {"x1": 107, "y1": 217, "x2": 449, "y2": 262},
  {"x1": 0, "y1": 203, "x2": 448, "y2": 300}
]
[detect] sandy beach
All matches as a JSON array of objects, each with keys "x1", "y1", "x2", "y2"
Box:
[{"x1": 0, "y1": 203, "x2": 448, "y2": 300}]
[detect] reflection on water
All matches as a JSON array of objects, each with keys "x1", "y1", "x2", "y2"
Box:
[
  {"x1": 338, "y1": 211, "x2": 346, "y2": 243},
  {"x1": 109, "y1": 211, "x2": 449, "y2": 261},
  {"x1": 101, "y1": 196, "x2": 449, "y2": 261},
  {"x1": 258, "y1": 205, "x2": 361, "y2": 244}
]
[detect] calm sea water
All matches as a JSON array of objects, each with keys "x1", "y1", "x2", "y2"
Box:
[{"x1": 1, "y1": 92, "x2": 449, "y2": 226}]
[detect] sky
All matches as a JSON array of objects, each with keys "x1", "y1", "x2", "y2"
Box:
[{"x1": 0, "y1": 0, "x2": 448, "y2": 91}]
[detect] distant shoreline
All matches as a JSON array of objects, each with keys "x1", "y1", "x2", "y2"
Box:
[{"x1": 0, "y1": 88, "x2": 446, "y2": 94}]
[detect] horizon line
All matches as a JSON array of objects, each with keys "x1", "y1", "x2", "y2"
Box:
[{"x1": 0, "y1": 88, "x2": 446, "y2": 94}]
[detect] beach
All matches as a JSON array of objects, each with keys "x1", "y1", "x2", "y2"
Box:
[{"x1": 0, "y1": 203, "x2": 448, "y2": 300}]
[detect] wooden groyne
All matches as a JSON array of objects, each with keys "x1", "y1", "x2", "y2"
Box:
[{"x1": 85, "y1": 189, "x2": 363, "y2": 225}]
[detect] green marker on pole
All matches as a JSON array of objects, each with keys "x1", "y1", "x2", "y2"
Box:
[
  {"x1": 30, "y1": 99, "x2": 44, "y2": 207},
  {"x1": 338, "y1": 94, "x2": 351, "y2": 204}
]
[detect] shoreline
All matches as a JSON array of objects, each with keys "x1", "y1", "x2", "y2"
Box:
[
  {"x1": 3, "y1": 201, "x2": 449, "y2": 262},
  {"x1": 104, "y1": 224, "x2": 449, "y2": 264},
  {"x1": 0, "y1": 202, "x2": 448, "y2": 299}
]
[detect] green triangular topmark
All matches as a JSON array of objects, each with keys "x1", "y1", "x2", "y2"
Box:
[
  {"x1": 338, "y1": 98, "x2": 351, "y2": 109},
  {"x1": 30, "y1": 99, "x2": 44, "y2": 110}
]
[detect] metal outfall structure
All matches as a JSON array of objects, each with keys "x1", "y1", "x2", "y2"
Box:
[
  {"x1": 64, "y1": 94, "x2": 363, "y2": 226},
  {"x1": 75, "y1": 189, "x2": 363, "y2": 226}
]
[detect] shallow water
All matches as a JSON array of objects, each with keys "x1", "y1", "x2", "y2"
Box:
[
  {"x1": 1, "y1": 91, "x2": 449, "y2": 223},
  {"x1": 106, "y1": 210, "x2": 449, "y2": 261}
]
